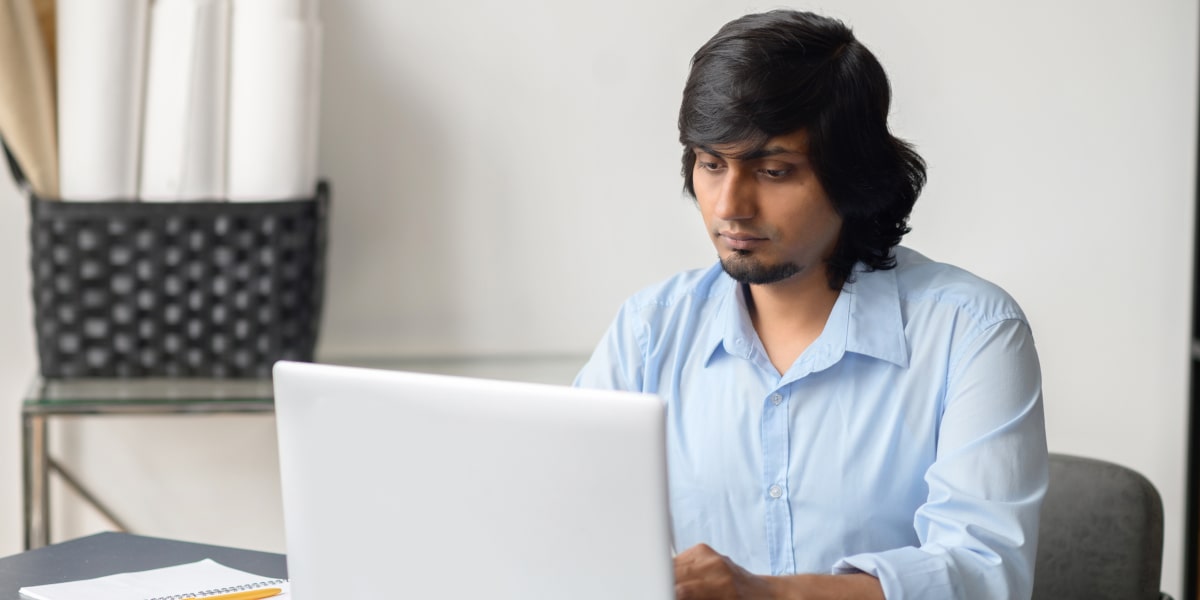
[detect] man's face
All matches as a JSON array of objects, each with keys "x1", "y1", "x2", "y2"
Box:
[{"x1": 692, "y1": 129, "x2": 843, "y2": 287}]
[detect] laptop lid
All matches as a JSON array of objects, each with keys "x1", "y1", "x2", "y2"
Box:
[{"x1": 272, "y1": 361, "x2": 674, "y2": 600}]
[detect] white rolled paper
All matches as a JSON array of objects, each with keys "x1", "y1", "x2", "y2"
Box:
[
  {"x1": 236, "y1": 0, "x2": 313, "y2": 21},
  {"x1": 57, "y1": 0, "x2": 150, "y2": 201},
  {"x1": 305, "y1": 24, "x2": 323, "y2": 192},
  {"x1": 226, "y1": 0, "x2": 321, "y2": 201},
  {"x1": 140, "y1": 0, "x2": 230, "y2": 201}
]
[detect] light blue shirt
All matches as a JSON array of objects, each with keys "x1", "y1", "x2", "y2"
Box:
[{"x1": 574, "y1": 246, "x2": 1047, "y2": 600}]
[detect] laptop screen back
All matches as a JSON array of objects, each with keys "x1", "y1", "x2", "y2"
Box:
[{"x1": 272, "y1": 361, "x2": 674, "y2": 600}]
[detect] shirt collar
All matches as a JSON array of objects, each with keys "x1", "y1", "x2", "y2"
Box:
[
  {"x1": 702, "y1": 273, "x2": 755, "y2": 363},
  {"x1": 702, "y1": 264, "x2": 909, "y2": 369},
  {"x1": 842, "y1": 265, "x2": 909, "y2": 368}
]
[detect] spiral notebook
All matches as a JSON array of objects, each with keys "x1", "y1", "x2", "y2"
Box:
[{"x1": 18, "y1": 558, "x2": 289, "y2": 600}]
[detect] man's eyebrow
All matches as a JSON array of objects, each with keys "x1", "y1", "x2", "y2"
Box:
[{"x1": 739, "y1": 146, "x2": 806, "y2": 160}]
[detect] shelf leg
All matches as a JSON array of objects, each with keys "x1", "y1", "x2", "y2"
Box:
[{"x1": 23, "y1": 413, "x2": 49, "y2": 549}]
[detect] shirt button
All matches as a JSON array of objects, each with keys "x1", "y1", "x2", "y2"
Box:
[
  {"x1": 770, "y1": 393, "x2": 782, "y2": 406},
  {"x1": 768, "y1": 484, "x2": 783, "y2": 499}
]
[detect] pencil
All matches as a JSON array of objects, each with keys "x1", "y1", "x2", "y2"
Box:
[{"x1": 182, "y1": 587, "x2": 283, "y2": 600}]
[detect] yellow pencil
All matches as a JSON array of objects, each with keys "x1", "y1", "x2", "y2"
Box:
[{"x1": 182, "y1": 587, "x2": 283, "y2": 600}]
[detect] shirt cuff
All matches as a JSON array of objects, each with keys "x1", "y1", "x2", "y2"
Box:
[{"x1": 833, "y1": 546, "x2": 956, "y2": 600}]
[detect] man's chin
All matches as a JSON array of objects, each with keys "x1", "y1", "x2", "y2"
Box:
[{"x1": 719, "y1": 255, "x2": 800, "y2": 285}]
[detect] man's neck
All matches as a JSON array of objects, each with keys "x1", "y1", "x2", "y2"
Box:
[{"x1": 745, "y1": 270, "x2": 841, "y2": 375}]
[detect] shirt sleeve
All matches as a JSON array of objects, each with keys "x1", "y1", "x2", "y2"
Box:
[
  {"x1": 572, "y1": 300, "x2": 647, "y2": 392},
  {"x1": 832, "y1": 317, "x2": 1048, "y2": 600}
]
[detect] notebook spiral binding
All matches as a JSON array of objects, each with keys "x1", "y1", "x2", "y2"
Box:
[{"x1": 144, "y1": 577, "x2": 287, "y2": 600}]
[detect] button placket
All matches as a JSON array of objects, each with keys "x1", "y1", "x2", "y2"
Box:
[{"x1": 760, "y1": 384, "x2": 795, "y2": 574}]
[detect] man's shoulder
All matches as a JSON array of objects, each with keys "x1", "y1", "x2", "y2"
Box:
[
  {"x1": 890, "y1": 247, "x2": 1027, "y2": 324},
  {"x1": 622, "y1": 262, "x2": 730, "y2": 314}
]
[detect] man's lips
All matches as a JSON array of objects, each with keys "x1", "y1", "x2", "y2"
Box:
[{"x1": 718, "y1": 231, "x2": 768, "y2": 251}]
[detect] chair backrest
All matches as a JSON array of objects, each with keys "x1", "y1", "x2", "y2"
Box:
[{"x1": 1032, "y1": 453, "x2": 1166, "y2": 600}]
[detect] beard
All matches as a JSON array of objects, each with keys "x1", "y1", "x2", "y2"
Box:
[{"x1": 719, "y1": 250, "x2": 800, "y2": 285}]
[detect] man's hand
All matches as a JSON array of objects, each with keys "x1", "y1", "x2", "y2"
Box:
[
  {"x1": 672, "y1": 544, "x2": 886, "y2": 600},
  {"x1": 674, "y1": 543, "x2": 778, "y2": 600}
]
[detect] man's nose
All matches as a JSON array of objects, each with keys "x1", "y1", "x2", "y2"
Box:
[{"x1": 712, "y1": 169, "x2": 756, "y2": 221}]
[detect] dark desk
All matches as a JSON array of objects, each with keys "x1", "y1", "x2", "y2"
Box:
[{"x1": 0, "y1": 532, "x2": 287, "y2": 600}]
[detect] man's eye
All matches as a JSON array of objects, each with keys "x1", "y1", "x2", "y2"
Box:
[
  {"x1": 761, "y1": 168, "x2": 791, "y2": 179},
  {"x1": 698, "y1": 161, "x2": 723, "y2": 171}
]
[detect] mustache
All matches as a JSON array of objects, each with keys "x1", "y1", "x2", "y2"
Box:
[{"x1": 715, "y1": 228, "x2": 770, "y2": 240}]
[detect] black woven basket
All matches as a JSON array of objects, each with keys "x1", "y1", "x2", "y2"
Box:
[{"x1": 27, "y1": 183, "x2": 329, "y2": 378}]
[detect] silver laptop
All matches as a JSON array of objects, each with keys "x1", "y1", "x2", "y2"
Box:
[{"x1": 272, "y1": 361, "x2": 674, "y2": 599}]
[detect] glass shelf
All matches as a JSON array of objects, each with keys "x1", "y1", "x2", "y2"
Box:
[
  {"x1": 21, "y1": 353, "x2": 590, "y2": 549},
  {"x1": 22, "y1": 354, "x2": 589, "y2": 414}
]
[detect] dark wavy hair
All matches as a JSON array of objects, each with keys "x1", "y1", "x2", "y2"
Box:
[{"x1": 679, "y1": 10, "x2": 927, "y2": 289}]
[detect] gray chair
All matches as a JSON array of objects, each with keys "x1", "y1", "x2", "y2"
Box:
[{"x1": 1033, "y1": 453, "x2": 1172, "y2": 600}]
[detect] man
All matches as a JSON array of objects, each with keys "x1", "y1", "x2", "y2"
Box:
[{"x1": 574, "y1": 10, "x2": 1047, "y2": 600}]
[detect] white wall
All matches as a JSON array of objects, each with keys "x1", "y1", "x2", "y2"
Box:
[{"x1": 0, "y1": 0, "x2": 1194, "y2": 596}]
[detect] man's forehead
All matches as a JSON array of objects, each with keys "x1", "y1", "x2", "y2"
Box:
[{"x1": 696, "y1": 130, "x2": 810, "y2": 159}]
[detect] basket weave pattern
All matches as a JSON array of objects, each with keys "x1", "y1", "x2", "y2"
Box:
[{"x1": 29, "y1": 185, "x2": 328, "y2": 378}]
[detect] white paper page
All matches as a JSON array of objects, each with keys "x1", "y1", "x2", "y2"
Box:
[
  {"x1": 18, "y1": 558, "x2": 290, "y2": 600},
  {"x1": 57, "y1": 0, "x2": 150, "y2": 201}
]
